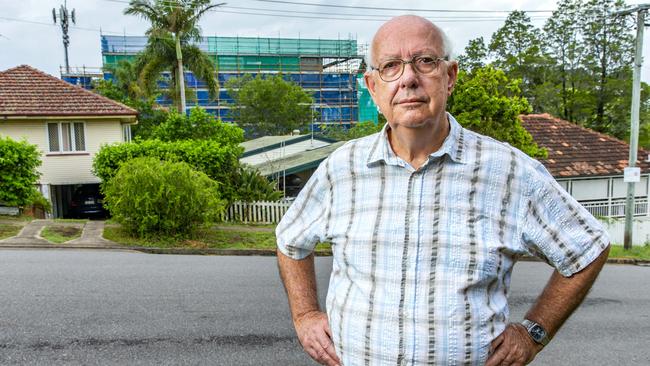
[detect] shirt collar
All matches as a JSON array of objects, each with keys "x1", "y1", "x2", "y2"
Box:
[{"x1": 366, "y1": 112, "x2": 467, "y2": 167}]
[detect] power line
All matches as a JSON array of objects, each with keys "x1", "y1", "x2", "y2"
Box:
[
  {"x1": 246, "y1": 0, "x2": 554, "y2": 13},
  {"x1": 0, "y1": 16, "x2": 127, "y2": 35},
  {"x1": 220, "y1": 5, "x2": 547, "y2": 20},
  {"x1": 214, "y1": 9, "x2": 547, "y2": 22},
  {"x1": 100, "y1": 0, "x2": 552, "y2": 15}
]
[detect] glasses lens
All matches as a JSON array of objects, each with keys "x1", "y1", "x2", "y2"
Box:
[
  {"x1": 379, "y1": 60, "x2": 403, "y2": 81},
  {"x1": 414, "y1": 56, "x2": 437, "y2": 74}
]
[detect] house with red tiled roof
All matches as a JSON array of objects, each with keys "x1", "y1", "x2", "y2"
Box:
[
  {"x1": 521, "y1": 114, "x2": 650, "y2": 244},
  {"x1": 0, "y1": 65, "x2": 137, "y2": 218}
]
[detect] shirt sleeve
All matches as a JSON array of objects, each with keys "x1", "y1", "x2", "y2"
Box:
[
  {"x1": 520, "y1": 162, "x2": 610, "y2": 277},
  {"x1": 276, "y1": 158, "x2": 331, "y2": 260}
]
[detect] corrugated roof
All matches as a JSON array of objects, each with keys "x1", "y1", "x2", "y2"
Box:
[
  {"x1": 253, "y1": 141, "x2": 346, "y2": 176},
  {"x1": 521, "y1": 114, "x2": 650, "y2": 178},
  {"x1": 0, "y1": 65, "x2": 137, "y2": 118}
]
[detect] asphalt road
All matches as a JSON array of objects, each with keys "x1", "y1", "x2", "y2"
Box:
[{"x1": 0, "y1": 249, "x2": 648, "y2": 365}]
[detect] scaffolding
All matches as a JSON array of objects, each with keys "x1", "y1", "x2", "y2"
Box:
[{"x1": 99, "y1": 35, "x2": 377, "y2": 126}]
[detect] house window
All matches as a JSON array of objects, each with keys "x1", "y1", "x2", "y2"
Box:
[
  {"x1": 123, "y1": 125, "x2": 132, "y2": 142},
  {"x1": 47, "y1": 122, "x2": 86, "y2": 152}
]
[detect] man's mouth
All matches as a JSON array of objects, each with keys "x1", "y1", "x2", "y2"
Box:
[{"x1": 396, "y1": 98, "x2": 426, "y2": 105}]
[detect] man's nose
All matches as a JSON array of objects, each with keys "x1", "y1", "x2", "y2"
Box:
[{"x1": 399, "y1": 62, "x2": 419, "y2": 88}]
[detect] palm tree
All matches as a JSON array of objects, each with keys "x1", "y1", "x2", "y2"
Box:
[{"x1": 125, "y1": 0, "x2": 223, "y2": 113}]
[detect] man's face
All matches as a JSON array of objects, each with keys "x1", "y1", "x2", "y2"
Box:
[{"x1": 364, "y1": 20, "x2": 458, "y2": 130}]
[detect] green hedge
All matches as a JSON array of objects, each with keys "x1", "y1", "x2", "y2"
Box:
[
  {"x1": 103, "y1": 157, "x2": 224, "y2": 237},
  {"x1": 93, "y1": 139, "x2": 243, "y2": 202}
]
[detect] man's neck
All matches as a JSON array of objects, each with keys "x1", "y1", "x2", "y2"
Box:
[{"x1": 387, "y1": 115, "x2": 450, "y2": 170}]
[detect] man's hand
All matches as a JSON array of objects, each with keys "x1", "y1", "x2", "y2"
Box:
[
  {"x1": 485, "y1": 323, "x2": 543, "y2": 366},
  {"x1": 294, "y1": 310, "x2": 341, "y2": 366}
]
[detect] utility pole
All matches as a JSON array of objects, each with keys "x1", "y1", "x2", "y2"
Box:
[
  {"x1": 52, "y1": 1, "x2": 76, "y2": 74},
  {"x1": 615, "y1": 5, "x2": 650, "y2": 250}
]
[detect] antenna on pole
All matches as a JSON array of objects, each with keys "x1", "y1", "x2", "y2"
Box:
[{"x1": 52, "y1": 0, "x2": 76, "y2": 74}]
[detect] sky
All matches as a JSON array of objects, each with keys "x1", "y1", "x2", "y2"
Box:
[{"x1": 1, "y1": 0, "x2": 649, "y2": 81}]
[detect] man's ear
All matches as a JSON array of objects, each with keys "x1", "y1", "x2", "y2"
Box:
[
  {"x1": 446, "y1": 60, "x2": 459, "y2": 95},
  {"x1": 364, "y1": 71, "x2": 378, "y2": 100}
]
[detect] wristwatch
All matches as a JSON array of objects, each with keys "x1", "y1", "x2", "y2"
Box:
[{"x1": 521, "y1": 319, "x2": 551, "y2": 346}]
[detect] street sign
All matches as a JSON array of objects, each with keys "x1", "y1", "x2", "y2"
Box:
[{"x1": 624, "y1": 167, "x2": 641, "y2": 182}]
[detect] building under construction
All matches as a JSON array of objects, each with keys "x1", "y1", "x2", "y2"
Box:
[{"x1": 96, "y1": 35, "x2": 378, "y2": 127}]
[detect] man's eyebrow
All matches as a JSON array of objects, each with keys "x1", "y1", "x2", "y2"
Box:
[{"x1": 377, "y1": 50, "x2": 440, "y2": 61}]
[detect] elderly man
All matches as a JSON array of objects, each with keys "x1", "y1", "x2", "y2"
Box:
[{"x1": 276, "y1": 15, "x2": 610, "y2": 366}]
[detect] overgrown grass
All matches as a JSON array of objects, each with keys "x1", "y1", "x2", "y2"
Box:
[
  {"x1": 104, "y1": 225, "x2": 331, "y2": 252},
  {"x1": 0, "y1": 224, "x2": 21, "y2": 239},
  {"x1": 0, "y1": 215, "x2": 33, "y2": 222},
  {"x1": 609, "y1": 244, "x2": 650, "y2": 261},
  {"x1": 40, "y1": 226, "x2": 82, "y2": 244}
]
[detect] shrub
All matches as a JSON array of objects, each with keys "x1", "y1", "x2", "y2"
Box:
[
  {"x1": 102, "y1": 157, "x2": 224, "y2": 237},
  {"x1": 151, "y1": 107, "x2": 245, "y2": 145},
  {"x1": 93, "y1": 139, "x2": 243, "y2": 202},
  {"x1": 235, "y1": 167, "x2": 283, "y2": 202},
  {"x1": 0, "y1": 136, "x2": 41, "y2": 207}
]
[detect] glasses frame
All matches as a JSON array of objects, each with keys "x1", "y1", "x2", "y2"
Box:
[{"x1": 370, "y1": 55, "x2": 449, "y2": 82}]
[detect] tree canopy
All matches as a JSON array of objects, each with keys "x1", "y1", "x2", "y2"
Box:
[
  {"x1": 124, "y1": 0, "x2": 221, "y2": 112},
  {"x1": 457, "y1": 0, "x2": 643, "y2": 144},
  {"x1": 226, "y1": 74, "x2": 314, "y2": 138},
  {"x1": 448, "y1": 66, "x2": 546, "y2": 158}
]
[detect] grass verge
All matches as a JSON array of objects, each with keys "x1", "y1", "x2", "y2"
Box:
[
  {"x1": 103, "y1": 225, "x2": 331, "y2": 252},
  {"x1": 0, "y1": 224, "x2": 22, "y2": 240},
  {"x1": 40, "y1": 226, "x2": 82, "y2": 244},
  {"x1": 609, "y1": 244, "x2": 650, "y2": 261}
]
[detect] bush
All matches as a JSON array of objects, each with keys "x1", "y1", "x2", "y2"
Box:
[
  {"x1": 0, "y1": 136, "x2": 41, "y2": 207},
  {"x1": 235, "y1": 167, "x2": 283, "y2": 202},
  {"x1": 102, "y1": 157, "x2": 224, "y2": 237},
  {"x1": 151, "y1": 107, "x2": 245, "y2": 145},
  {"x1": 93, "y1": 139, "x2": 243, "y2": 202}
]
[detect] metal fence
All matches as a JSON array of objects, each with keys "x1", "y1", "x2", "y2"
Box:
[{"x1": 581, "y1": 198, "x2": 649, "y2": 218}]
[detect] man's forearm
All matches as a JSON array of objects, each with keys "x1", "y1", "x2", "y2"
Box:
[
  {"x1": 524, "y1": 245, "x2": 610, "y2": 338},
  {"x1": 277, "y1": 250, "x2": 321, "y2": 321}
]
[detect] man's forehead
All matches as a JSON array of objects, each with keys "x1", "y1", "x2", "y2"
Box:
[{"x1": 371, "y1": 18, "x2": 444, "y2": 61}]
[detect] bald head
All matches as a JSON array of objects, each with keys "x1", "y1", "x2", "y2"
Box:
[{"x1": 367, "y1": 15, "x2": 452, "y2": 68}]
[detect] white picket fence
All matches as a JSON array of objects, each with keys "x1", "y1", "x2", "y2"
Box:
[{"x1": 223, "y1": 200, "x2": 293, "y2": 224}]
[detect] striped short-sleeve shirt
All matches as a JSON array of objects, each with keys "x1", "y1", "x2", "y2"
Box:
[{"x1": 276, "y1": 113, "x2": 610, "y2": 365}]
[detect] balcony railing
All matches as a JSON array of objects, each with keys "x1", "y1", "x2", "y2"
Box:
[{"x1": 580, "y1": 198, "x2": 649, "y2": 218}]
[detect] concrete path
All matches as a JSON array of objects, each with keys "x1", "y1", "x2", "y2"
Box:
[
  {"x1": 66, "y1": 220, "x2": 116, "y2": 247},
  {"x1": 0, "y1": 219, "x2": 51, "y2": 245},
  {"x1": 0, "y1": 220, "x2": 116, "y2": 248}
]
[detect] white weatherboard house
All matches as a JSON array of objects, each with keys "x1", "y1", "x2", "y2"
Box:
[
  {"x1": 0, "y1": 65, "x2": 138, "y2": 218},
  {"x1": 521, "y1": 114, "x2": 650, "y2": 245}
]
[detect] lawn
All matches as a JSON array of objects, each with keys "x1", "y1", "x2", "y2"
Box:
[
  {"x1": 103, "y1": 225, "x2": 331, "y2": 252},
  {"x1": 609, "y1": 244, "x2": 650, "y2": 261},
  {"x1": 40, "y1": 226, "x2": 82, "y2": 244},
  {"x1": 0, "y1": 224, "x2": 21, "y2": 240}
]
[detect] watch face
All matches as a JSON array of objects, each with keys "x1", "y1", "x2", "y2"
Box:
[{"x1": 530, "y1": 324, "x2": 546, "y2": 341}]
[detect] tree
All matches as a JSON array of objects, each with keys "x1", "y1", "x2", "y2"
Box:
[
  {"x1": 124, "y1": 0, "x2": 222, "y2": 113},
  {"x1": 542, "y1": 0, "x2": 585, "y2": 122},
  {"x1": 447, "y1": 66, "x2": 546, "y2": 158},
  {"x1": 580, "y1": 0, "x2": 634, "y2": 134},
  {"x1": 457, "y1": 37, "x2": 488, "y2": 73},
  {"x1": 488, "y1": 11, "x2": 550, "y2": 111},
  {"x1": 226, "y1": 74, "x2": 314, "y2": 138},
  {"x1": 151, "y1": 107, "x2": 244, "y2": 144},
  {"x1": 93, "y1": 60, "x2": 169, "y2": 139},
  {"x1": 321, "y1": 121, "x2": 383, "y2": 141},
  {"x1": 0, "y1": 137, "x2": 42, "y2": 207}
]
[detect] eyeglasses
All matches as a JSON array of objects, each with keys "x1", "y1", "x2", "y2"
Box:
[{"x1": 370, "y1": 55, "x2": 448, "y2": 82}]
